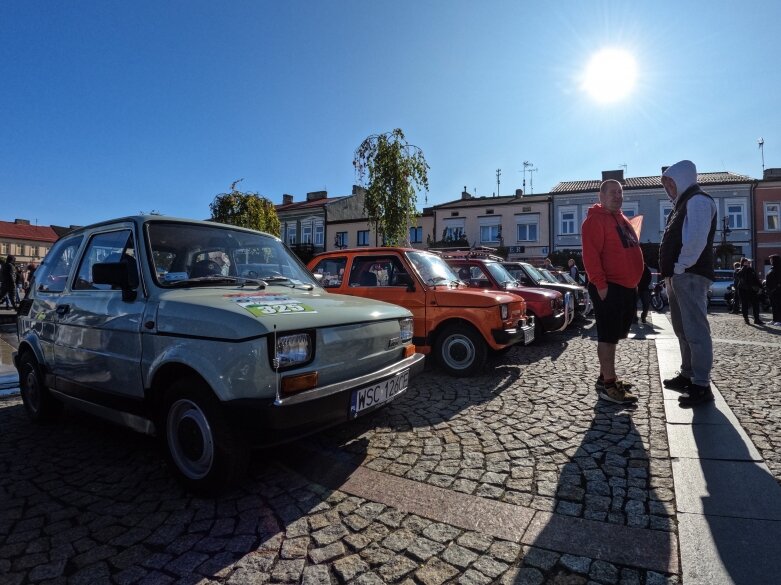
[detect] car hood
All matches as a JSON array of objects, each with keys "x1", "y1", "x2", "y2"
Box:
[
  {"x1": 536, "y1": 282, "x2": 583, "y2": 294},
  {"x1": 503, "y1": 285, "x2": 561, "y2": 301},
  {"x1": 431, "y1": 287, "x2": 524, "y2": 309},
  {"x1": 153, "y1": 286, "x2": 411, "y2": 339}
]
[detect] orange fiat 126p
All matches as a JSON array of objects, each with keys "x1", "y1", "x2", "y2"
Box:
[{"x1": 308, "y1": 248, "x2": 534, "y2": 376}]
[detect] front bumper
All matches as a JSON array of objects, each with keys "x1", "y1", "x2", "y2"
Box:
[
  {"x1": 492, "y1": 316, "x2": 535, "y2": 346},
  {"x1": 223, "y1": 352, "x2": 425, "y2": 446}
]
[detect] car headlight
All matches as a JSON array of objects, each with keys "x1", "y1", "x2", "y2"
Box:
[
  {"x1": 500, "y1": 303, "x2": 509, "y2": 320},
  {"x1": 274, "y1": 333, "x2": 312, "y2": 368},
  {"x1": 399, "y1": 317, "x2": 413, "y2": 342}
]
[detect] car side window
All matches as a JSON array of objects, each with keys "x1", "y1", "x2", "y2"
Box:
[
  {"x1": 73, "y1": 230, "x2": 137, "y2": 291},
  {"x1": 348, "y1": 256, "x2": 408, "y2": 287},
  {"x1": 34, "y1": 235, "x2": 84, "y2": 293},
  {"x1": 311, "y1": 257, "x2": 346, "y2": 288}
]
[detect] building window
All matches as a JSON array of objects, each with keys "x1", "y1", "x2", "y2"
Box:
[
  {"x1": 659, "y1": 202, "x2": 673, "y2": 227},
  {"x1": 516, "y1": 217, "x2": 538, "y2": 242},
  {"x1": 724, "y1": 198, "x2": 746, "y2": 229},
  {"x1": 335, "y1": 232, "x2": 348, "y2": 248},
  {"x1": 301, "y1": 223, "x2": 313, "y2": 244},
  {"x1": 357, "y1": 230, "x2": 370, "y2": 246},
  {"x1": 0, "y1": 243, "x2": 6, "y2": 255},
  {"x1": 443, "y1": 218, "x2": 466, "y2": 242},
  {"x1": 314, "y1": 223, "x2": 324, "y2": 245},
  {"x1": 409, "y1": 226, "x2": 423, "y2": 243},
  {"x1": 286, "y1": 224, "x2": 297, "y2": 245},
  {"x1": 765, "y1": 203, "x2": 780, "y2": 231},
  {"x1": 479, "y1": 225, "x2": 500, "y2": 244},
  {"x1": 559, "y1": 206, "x2": 578, "y2": 235}
]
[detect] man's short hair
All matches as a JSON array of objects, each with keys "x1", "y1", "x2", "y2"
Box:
[{"x1": 599, "y1": 179, "x2": 622, "y2": 194}]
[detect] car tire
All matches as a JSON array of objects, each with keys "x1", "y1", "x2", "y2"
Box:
[
  {"x1": 434, "y1": 323, "x2": 487, "y2": 377},
  {"x1": 19, "y1": 352, "x2": 62, "y2": 423},
  {"x1": 162, "y1": 378, "x2": 249, "y2": 496}
]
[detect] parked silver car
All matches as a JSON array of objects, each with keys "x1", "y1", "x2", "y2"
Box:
[
  {"x1": 709, "y1": 269, "x2": 736, "y2": 305},
  {"x1": 15, "y1": 216, "x2": 423, "y2": 493}
]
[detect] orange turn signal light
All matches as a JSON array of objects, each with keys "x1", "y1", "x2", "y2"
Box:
[
  {"x1": 281, "y1": 372, "x2": 318, "y2": 395},
  {"x1": 403, "y1": 344, "x2": 416, "y2": 358}
]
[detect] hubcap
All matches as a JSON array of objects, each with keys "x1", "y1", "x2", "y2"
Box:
[
  {"x1": 167, "y1": 399, "x2": 214, "y2": 480},
  {"x1": 443, "y1": 334, "x2": 475, "y2": 370}
]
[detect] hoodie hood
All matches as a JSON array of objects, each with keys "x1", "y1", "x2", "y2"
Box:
[{"x1": 663, "y1": 160, "x2": 698, "y2": 198}]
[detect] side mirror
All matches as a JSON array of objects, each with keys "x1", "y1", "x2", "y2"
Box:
[
  {"x1": 394, "y1": 273, "x2": 415, "y2": 291},
  {"x1": 93, "y1": 261, "x2": 138, "y2": 301}
]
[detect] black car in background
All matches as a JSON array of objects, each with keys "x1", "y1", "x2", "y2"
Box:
[{"x1": 502, "y1": 261, "x2": 591, "y2": 317}]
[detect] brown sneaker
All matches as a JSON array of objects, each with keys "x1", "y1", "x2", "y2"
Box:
[{"x1": 598, "y1": 380, "x2": 638, "y2": 404}]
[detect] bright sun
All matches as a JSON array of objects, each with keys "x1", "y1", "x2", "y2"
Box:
[{"x1": 582, "y1": 49, "x2": 637, "y2": 103}]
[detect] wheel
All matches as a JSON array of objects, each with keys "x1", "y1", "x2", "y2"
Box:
[
  {"x1": 650, "y1": 294, "x2": 664, "y2": 311},
  {"x1": 19, "y1": 352, "x2": 61, "y2": 422},
  {"x1": 433, "y1": 323, "x2": 487, "y2": 377},
  {"x1": 161, "y1": 378, "x2": 248, "y2": 495}
]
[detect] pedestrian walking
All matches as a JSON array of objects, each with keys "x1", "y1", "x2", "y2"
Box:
[
  {"x1": 729, "y1": 261, "x2": 742, "y2": 313},
  {"x1": 763, "y1": 254, "x2": 781, "y2": 325},
  {"x1": 582, "y1": 179, "x2": 644, "y2": 404},
  {"x1": 568, "y1": 258, "x2": 580, "y2": 281},
  {"x1": 543, "y1": 257, "x2": 554, "y2": 270},
  {"x1": 736, "y1": 258, "x2": 764, "y2": 325},
  {"x1": 0, "y1": 254, "x2": 19, "y2": 311},
  {"x1": 659, "y1": 160, "x2": 717, "y2": 407}
]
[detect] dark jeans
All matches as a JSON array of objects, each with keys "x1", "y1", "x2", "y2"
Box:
[
  {"x1": 738, "y1": 288, "x2": 760, "y2": 322},
  {"x1": 771, "y1": 290, "x2": 781, "y2": 322},
  {"x1": 638, "y1": 289, "x2": 651, "y2": 318}
]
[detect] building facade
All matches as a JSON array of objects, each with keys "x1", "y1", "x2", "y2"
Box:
[
  {"x1": 0, "y1": 219, "x2": 59, "y2": 268},
  {"x1": 753, "y1": 168, "x2": 781, "y2": 276},
  {"x1": 430, "y1": 190, "x2": 552, "y2": 262}
]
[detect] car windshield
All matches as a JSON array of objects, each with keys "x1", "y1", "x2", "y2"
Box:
[
  {"x1": 522, "y1": 263, "x2": 545, "y2": 283},
  {"x1": 559, "y1": 272, "x2": 578, "y2": 285},
  {"x1": 406, "y1": 251, "x2": 460, "y2": 285},
  {"x1": 485, "y1": 262, "x2": 517, "y2": 287},
  {"x1": 146, "y1": 221, "x2": 318, "y2": 288},
  {"x1": 537, "y1": 268, "x2": 560, "y2": 284}
]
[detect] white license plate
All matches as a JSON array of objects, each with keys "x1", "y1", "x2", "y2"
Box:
[
  {"x1": 523, "y1": 326, "x2": 535, "y2": 345},
  {"x1": 350, "y1": 369, "x2": 409, "y2": 418}
]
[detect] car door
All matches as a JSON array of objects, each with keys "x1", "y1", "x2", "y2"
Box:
[
  {"x1": 53, "y1": 225, "x2": 146, "y2": 406},
  {"x1": 23, "y1": 234, "x2": 85, "y2": 372},
  {"x1": 345, "y1": 254, "x2": 427, "y2": 344}
]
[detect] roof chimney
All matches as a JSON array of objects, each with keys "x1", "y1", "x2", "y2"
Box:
[
  {"x1": 601, "y1": 169, "x2": 625, "y2": 182},
  {"x1": 515, "y1": 189, "x2": 524, "y2": 197},
  {"x1": 306, "y1": 190, "x2": 327, "y2": 201},
  {"x1": 282, "y1": 194, "x2": 294, "y2": 205},
  {"x1": 763, "y1": 168, "x2": 781, "y2": 180},
  {"x1": 352, "y1": 185, "x2": 367, "y2": 196},
  {"x1": 14, "y1": 219, "x2": 30, "y2": 225},
  {"x1": 661, "y1": 166, "x2": 670, "y2": 174},
  {"x1": 461, "y1": 186, "x2": 472, "y2": 200}
]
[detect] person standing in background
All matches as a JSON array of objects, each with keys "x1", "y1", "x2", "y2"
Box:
[{"x1": 766, "y1": 255, "x2": 781, "y2": 325}]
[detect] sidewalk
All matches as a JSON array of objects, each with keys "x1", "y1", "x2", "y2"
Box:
[
  {"x1": 653, "y1": 313, "x2": 781, "y2": 584},
  {"x1": 0, "y1": 322, "x2": 19, "y2": 396}
]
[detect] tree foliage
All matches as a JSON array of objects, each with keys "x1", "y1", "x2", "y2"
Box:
[
  {"x1": 354, "y1": 128, "x2": 429, "y2": 246},
  {"x1": 209, "y1": 179, "x2": 280, "y2": 236}
]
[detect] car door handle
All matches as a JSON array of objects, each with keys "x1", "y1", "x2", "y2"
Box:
[{"x1": 56, "y1": 304, "x2": 70, "y2": 315}]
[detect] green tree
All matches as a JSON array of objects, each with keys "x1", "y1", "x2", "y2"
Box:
[
  {"x1": 209, "y1": 179, "x2": 280, "y2": 236},
  {"x1": 353, "y1": 128, "x2": 429, "y2": 246}
]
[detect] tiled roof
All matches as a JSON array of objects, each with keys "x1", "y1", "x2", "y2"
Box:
[
  {"x1": 550, "y1": 172, "x2": 756, "y2": 194},
  {"x1": 0, "y1": 221, "x2": 59, "y2": 242}
]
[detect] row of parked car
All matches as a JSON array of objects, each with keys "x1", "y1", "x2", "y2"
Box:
[{"x1": 12, "y1": 216, "x2": 588, "y2": 492}]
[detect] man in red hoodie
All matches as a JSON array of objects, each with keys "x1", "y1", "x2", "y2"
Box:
[{"x1": 582, "y1": 179, "x2": 645, "y2": 404}]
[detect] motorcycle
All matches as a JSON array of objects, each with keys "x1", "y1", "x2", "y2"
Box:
[{"x1": 650, "y1": 280, "x2": 668, "y2": 311}]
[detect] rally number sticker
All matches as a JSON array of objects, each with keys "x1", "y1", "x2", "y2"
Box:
[{"x1": 226, "y1": 293, "x2": 316, "y2": 316}]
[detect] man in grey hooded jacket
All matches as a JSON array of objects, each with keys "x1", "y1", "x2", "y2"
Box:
[{"x1": 658, "y1": 160, "x2": 717, "y2": 406}]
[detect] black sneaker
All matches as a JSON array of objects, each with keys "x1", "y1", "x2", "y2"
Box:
[
  {"x1": 678, "y1": 384, "x2": 714, "y2": 407},
  {"x1": 663, "y1": 373, "x2": 691, "y2": 391}
]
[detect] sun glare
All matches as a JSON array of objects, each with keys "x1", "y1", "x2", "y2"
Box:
[{"x1": 582, "y1": 49, "x2": 637, "y2": 103}]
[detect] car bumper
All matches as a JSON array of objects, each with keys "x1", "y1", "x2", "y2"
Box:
[
  {"x1": 223, "y1": 352, "x2": 425, "y2": 446},
  {"x1": 492, "y1": 316, "x2": 535, "y2": 346},
  {"x1": 540, "y1": 310, "x2": 568, "y2": 332}
]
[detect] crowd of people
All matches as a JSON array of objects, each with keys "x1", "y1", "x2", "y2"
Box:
[{"x1": 0, "y1": 255, "x2": 37, "y2": 310}]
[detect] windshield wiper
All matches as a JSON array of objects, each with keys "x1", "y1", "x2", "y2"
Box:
[{"x1": 168, "y1": 276, "x2": 266, "y2": 289}]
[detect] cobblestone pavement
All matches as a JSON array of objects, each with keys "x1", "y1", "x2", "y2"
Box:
[{"x1": 1, "y1": 308, "x2": 778, "y2": 584}]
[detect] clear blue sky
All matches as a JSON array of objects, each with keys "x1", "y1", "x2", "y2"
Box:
[{"x1": 2, "y1": 1, "x2": 779, "y2": 228}]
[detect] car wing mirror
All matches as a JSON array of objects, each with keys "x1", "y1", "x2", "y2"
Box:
[{"x1": 93, "y1": 261, "x2": 139, "y2": 301}]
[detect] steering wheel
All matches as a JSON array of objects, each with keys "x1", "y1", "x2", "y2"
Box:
[{"x1": 241, "y1": 270, "x2": 259, "y2": 279}]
